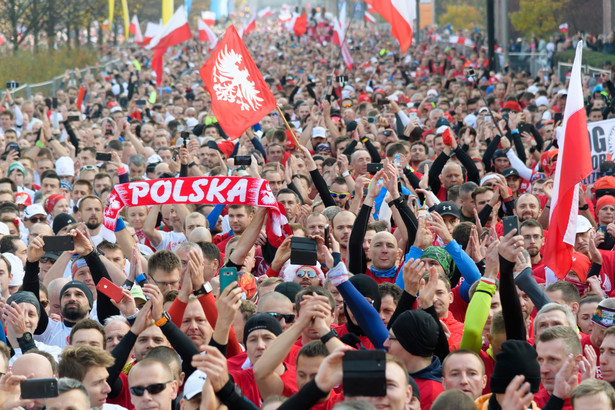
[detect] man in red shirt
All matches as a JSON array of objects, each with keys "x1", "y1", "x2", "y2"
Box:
[{"x1": 426, "y1": 273, "x2": 465, "y2": 349}]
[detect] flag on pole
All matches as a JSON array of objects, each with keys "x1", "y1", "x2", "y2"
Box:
[
  {"x1": 199, "y1": 25, "x2": 277, "y2": 139},
  {"x1": 76, "y1": 86, "x2": 86, "y2": 112},
  {"x1": 198, "y1": 19, "x2": 218, "y2": 49},
  {"x1": 286, "y1": 13, "x2": 307, "y2": 36},
  {"x1": 543, "y1": 42, "x2": 593, "y2": 279},
  {"x1": 129, "y1": 15, "x2": 143, "y2": 43},
  {"x1": 243, "y1": 14, "x2": 256, "y2": 36},
  {"x1": 202, "y1": 11, "x2": 216, "y2": 25},
  {"x1": 142, "y1": 22, "x2": 162, "y2": 47},
  {"x1": 108, "y1": 0, "x2": 115, "y2": 31},
  {"x1": 369, "y1": 0, "x2": 413, "y2": 51},
  {"x1": 121, "y1": 0, "x2": 130, "y2": 37},
  {"x1": 559, "y1": 23, "x2": 569, "y2": 34},
  {"x1": 332, "y1": 17, "x2": 353, "y2": 70},
  {"x1": 364, "y1": 11, "x2": 376, "y2": 25},
  {"x1": 258, "y1": 7, "x2": 273, "y2": 18}
]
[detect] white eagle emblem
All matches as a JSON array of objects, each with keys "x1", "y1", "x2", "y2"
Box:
[{"x1": 212, "y1": 45, "x2": 264, "y2": 111}]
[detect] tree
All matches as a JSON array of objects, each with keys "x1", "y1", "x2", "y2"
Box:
[
  {"x1": 510, "y1": 0, "x2": 569, "y2": 38},
  {"x1": 0, "y1": 0, "x2": 45, "y2": 53},
  {"x1": 439, "y1": 4, "x2": 483, "y2": 31}
]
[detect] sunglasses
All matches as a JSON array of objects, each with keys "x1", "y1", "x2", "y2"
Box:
[
  {"x1": 266, "y1": 312, "x2": 295, "y2": 323},
  {"x1": 330, "y1": 191, "x2": 349, "y2": 199},
  {"x1": 129, "y1": 381, "x2": 172, "y2": 396},
  {"x1": 40, "y1": 300, "x2": 49, "y2": 308},
  {"x1": 28, "y1": 216, "x2": 46, "y2": 223},
  {"x1": 297, "y1": 269, "x2": 317, "y2": 278},
  {"x1": 39, "y1": 257, "x2": 57, "y2": 264}
]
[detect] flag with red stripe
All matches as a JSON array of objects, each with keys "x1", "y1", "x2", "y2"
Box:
[
  {"x1": 368, "y1": 0, "x2": 413, "y2": 51},
  {"x1": 544, "y1": 42, "x2": 593, "y2": 279}
]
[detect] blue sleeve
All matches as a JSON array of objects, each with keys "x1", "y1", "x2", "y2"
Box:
[
  {"x1": 445, "y1": 240, "x2": 481, "y2": 302},
  {"x1": 231, "y1": 142, "x2": 239, "y2": 158},
  {"x1": 0, "y1": 320, "x2": 6, "y2": 344},
  {"x1": 396, "y1": 246, "x2": 424, "y2": 289},
  {"x1": 118, "y1": 171, "x2": 129, "y2": 184},
  {"x1": 206, "y1": 204, "x2": 226, "y2": 232},
  {"x1": 337, "y1": 280, "x2": 388, "y2": 349},
  {"x1": 250, "y1": 137, "x2": 267, "y2": 159},
  {"x1": 332, "y1": 252, "x2": 341, "y2": 267}
]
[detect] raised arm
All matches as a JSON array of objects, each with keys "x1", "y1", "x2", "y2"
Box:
[
  {"x1": 229, "y1": 207, "x2": 266, "y2": 266},
  {"x1": 143, "y1": 205, "x2": 163, "y2": 247}
]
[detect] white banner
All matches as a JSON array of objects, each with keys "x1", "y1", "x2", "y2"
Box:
[{"x1": 584, "y1": 118, "x2": 615, "y2": 184}]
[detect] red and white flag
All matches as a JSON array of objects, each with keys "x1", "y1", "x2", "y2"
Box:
[
  {"x1": 559, "y1": 23, "x2": 569, "y2": 33},
  {"x1": 258, "y1": 7, "x2": 273, "y2": 18},
  {"x1": 544, "y1": 42, "x2": 592, "y2": 279},
  {"x1": 243, "y1": 15, "x2": 256, "y2": 36},
  {"x1": 364, "y1": 11, "x2": 376, "y2": 25},
  {"x1": 142, "y1": 22, "x2": 162, "y2": 47},
  {"x1": 332, "y1": 18, "x2": 353, "y2": 70},
  {"x1": 286, "y1": 13, "x2": 307, "y2": 36},
  {"x1": 147, "y1": 5, "x2": 192, "y2": 50},
  {"x1": 198, "y1": 19, "x2": 218, "y2": 49},
  {"x1": 129, "y1": 15, "x2": 143, "y2": 43},
  {"x1": 199, "y1": 25, "x2": 277, "y2": 139},
  {"x1": 369, "y1": 0, "x2": 413, "y2": 51},
  {"x1": 202, "y1": 11, "x2": 216, "y2": 26}
]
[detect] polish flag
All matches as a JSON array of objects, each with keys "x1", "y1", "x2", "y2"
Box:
[
  {"x1": 369, "y1": 0, "x2": 413, "y2": 51},
  {"x1": 202, "y1": 11, "x2": 216, "y2": 26},
  {"x1": 559, "y1": 23, "x2": 569, "y2": 33},
  {"x1": 142, "y1": 22, "x2": 162, "y2": 47},
  {"x1": 286, "y1": 13, "x2": 307, "y2": 36},
  {"x1": 544, "y1": 42, "x2": 593, "y2": 279},
  {"x1": 147, "y1": 6, "x2": 192, "y2": 50},
  {"x1": 129, "y1": 15, "x2": 143, "y2": 43},
  {"x1": 198, "y1": 19, "x2": 218, "y2": 49},
  {"x1": 258, "y1": 7, "x2": 273, "y2": 18},
  {"x1": 364, "y1": 11, "x2": 376, "y2": 25},
  {"x1": 243, "y1": 15, "x2": 256, "y2": 35},
  {"x1": 332, "y1": 18, "x2": 353, "y2": 70}
]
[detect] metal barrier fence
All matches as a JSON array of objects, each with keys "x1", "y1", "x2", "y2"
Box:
[
  {"x1": 557, "y1": 62, "x2": 610, "y2": 82},
  {"x1": 7, "y1": 57, "x2": 123, "y2": 100}
]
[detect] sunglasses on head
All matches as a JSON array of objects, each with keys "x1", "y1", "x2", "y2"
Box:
[
  {"x1": 266, "y1": 312, "x2": 295, "y2": 323},
  {"x1": 297, "y1": 269, "x2": 317, "y2": 278},
  {"x1": 330, "y1": 191, "x2": 349, "y2": 199},
  {"x1": 129, "y1": 381, "x2": 172, "y2": 396}
]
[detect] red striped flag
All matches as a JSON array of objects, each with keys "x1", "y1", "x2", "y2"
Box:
[{"x1": 543, "y1": 42, "x2": 593, "y2": 279}]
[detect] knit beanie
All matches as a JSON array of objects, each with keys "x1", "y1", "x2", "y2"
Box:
[
  {"x1": 7, "y1": 291, "x2": 40, "y2": 317},
  {"x1": 349, "y1": 274, "x2": 381, "y2": 311},
  {"x1": 490, "y1": 340, "x2": 541, "y2": 394},
  {"x1": 391, "y1": 310, "x2": 438, "y2": 357},
  {"x1": 60, "y1": 280, "x2": 94, "y2": 308},
  {"x1": 243, "y1": 313, "x2": 283, "y2": 345}
]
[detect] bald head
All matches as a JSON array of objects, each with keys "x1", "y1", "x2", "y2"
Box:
[
  {"x1": 188, "y1": 227, "x2": 212, "y2": 243},
  {"x1": 12, "y1": 353, "x2": 54, "y2": 379},
  {"x1": 369, "y1": 231, "x2": 399, "y2": 270}
]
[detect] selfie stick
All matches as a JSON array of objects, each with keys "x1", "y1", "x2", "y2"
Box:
[{"x1": 276, "y1": 106, "x2": 300, "y2": 146}]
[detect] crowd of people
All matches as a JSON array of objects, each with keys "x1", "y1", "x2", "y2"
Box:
[{"x1": 0, "y1": 10, "x2": 614, "y2": 410}]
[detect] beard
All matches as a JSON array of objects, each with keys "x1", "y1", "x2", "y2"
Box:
[
  {"x1": 86, "y1": 219, "x2": 101, "y2": 230},
  {"x1": 62, "y1": 303, "x2": 89, "y2": 321}
]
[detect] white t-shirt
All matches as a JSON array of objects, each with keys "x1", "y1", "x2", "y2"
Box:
[
  {"x1": 10, "y1": 341, "x2": 62, "y2": 367},
  {"x1": 155, "y1": 231, "x2": 187, "y2": 251},
  {"x1": 91, "y1": 227, "x2": 117, "y2": 247}
]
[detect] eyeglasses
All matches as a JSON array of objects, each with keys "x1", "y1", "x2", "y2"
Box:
[
  {"x1": 297, "y1": 269, "x2": 317, "y2": 278},
  {"x1": 129, "y1": 381, "x2": 173, "y2": 396},
  {"x1": 40, "y1": 300, "x2": 49, "y2": 308},
  {"x1": 39, "y1": 257, "x2": 57, "y2": 264},
  {"x1": 28, "y1": 216, "x2": 46, "y2": 223},
  {"x1": 266, "y1": 312, "x2": 295, "y2": 323},
  {"x1": 330, "y1": 191, "x2": 349, "y2": 199}
]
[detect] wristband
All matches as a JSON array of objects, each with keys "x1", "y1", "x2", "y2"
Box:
[
  {"x1": 114, "y1": 217, "x2": 126, "y2": 232},
  {"x1": 387, "y1": 197, "x2": 403, "y2": 207},
  {"x1": 154, "y1": 312, "x2": 170, "y2": 327},
  {"x1": 136, "y1": 273, "x2": 148, "y2": 287},
  {"x1": 481, "y1": 277, "x2": 496, "y2": 285},
  {"x1": 320, "y1": 328, "x2": 338, "y2": 344},
  {"x1": 188, "y1": 161, "x2": 197, "y2": 168},
  {"x1": 36, "y1": 140, "x2": 45, "y2": 148},
  {"x1": 361, "y1": 136, "x2": 369, "y2": 144},
  {"x1": 292, "y1": 174, "x2": 301, "y2": 179},
  {"x1": 579, "y1": 204, "x2": 589, "y2": 211}
]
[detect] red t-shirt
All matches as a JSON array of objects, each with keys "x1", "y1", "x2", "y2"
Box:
[
  {"x1": 441, "y1": 314, "x2": 464, "y2": 350},
  {"x1": 415, "y1": 378, "x2": 444, "y2": 410},
  {"x1": 581, "y1": 333, "x2": 602, "y2": 379},
  {"x1": 311, "y1": 391, "x2": 345, "y2": 410},
  {"x1": 479, "y1": 349, "x2": 495, "y2": 394},
  {"x1": 230, "y1": 367, "x2": 297, "y2": 407},
  {"x1": 106, "y1": 373, "x2": 134, "y2": 410}
]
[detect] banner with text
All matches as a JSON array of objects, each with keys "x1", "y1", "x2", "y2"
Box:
[{"x1": 584, "y1": 118, "x2": 615, "y2": 184}]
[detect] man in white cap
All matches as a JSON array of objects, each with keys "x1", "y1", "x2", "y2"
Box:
[
  {"x1": 311, "y1": 126, "x2": 327, "y2": 150},
  {"x1": 23, "y1": 204, "x2": 47, "y2": 232},
  {"x1": 55, "y1": 157, "x2": 75, "y2": 184},
  {"x1": 180, "y1": 371, "x2": 206, "y2": 410}
]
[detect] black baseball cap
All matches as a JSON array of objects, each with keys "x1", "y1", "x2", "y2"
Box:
[
  {"x1": 502, "y1": 168, "x2": 520, "y2": 179},
  {"x1": 433, "y1": 201, "x2": 460, "y2": 219}
]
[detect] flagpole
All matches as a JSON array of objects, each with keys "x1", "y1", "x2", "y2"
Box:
[{"x1": 275, "y1": 106, "x2": 299, "y2": 146}]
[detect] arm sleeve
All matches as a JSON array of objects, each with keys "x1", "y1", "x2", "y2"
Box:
[
  {"x1": 23, "y1": 261, "x2": 48, "y2": 334},
  {"x1": 587, "y1": 263, "x2": 602, "y2": 279},
  {"x1": 216, "y1": 379, "x2": 259, "y2": 410},
  {"x1": 83, "y1": 251, "x2": 120, "y2": 323},
  {"x1": 309, "y1": 169, "x2": 336, "y2": 208},
  {"x1": 250, "y1": 137, "x2": 267, "y2": 159},
  {"x1": 108, "y1": 331, "x2": 138, "y2": 398},
  {"x1": 206, "y1": 204, "x2": 225, "y2": 233},
  {"x1": 428, "y1": 152, "x2": 448, "y2": 194},
  {"x1": 514, "y1": 268, "x2": 551, "y2": 311},
  {"x1": 477, "y1": 204, "x2": 494, "y2": 227},
  {"x1": 482, "y1": 136, "x2": 501, "y2": 172},
  {"x1": 364, "y1": 139, "x2": 382, "y2": 163},
  {"x1": 510, "y1": 131, "x2": 527, "y2": 163},
  {"x1": 337, "y1": 280, "x2": 389, "y2": 348},
  {"x1": 445, "y1": 240, "x2": 481, "y2": 302},
  {"x1": 348, "y1": 204, "x2": 371, "y2": 275},
  {"x1": 180, "y1": 163, "x2": 189, "y2": 177},
  {"x1": 391, "y1": 198, "x2": 418, "y2": 253},
  {"x1": 402, "y1": 167, "x2": 421, "y2": 190},
  {"x1": 63, "y1": 121, "x2": 80, "y2": 154},
  {"x1": 453, "y1": 146, "x2": 480, "y2": 184},
  {"x1": 160, "y1": 320, "x2": 200, "y2": 377},
  {"x1": 342, "y1": 140, "x2": 358, "y2": 157},
  {"x1": 506, "y1": 149, "x2": 534, "y2": 181},
  {"x1": 459, "y1": 281, "x2": 496, "y2": 353},
  {"x1": 276, "y1": 379, "x2": 328, "y2": 410},
  {"x1": 499, "y1": 255, "x2": 526, "y2": 341}
]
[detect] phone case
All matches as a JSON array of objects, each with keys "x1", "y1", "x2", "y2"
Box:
[
  {"x1": 97, "y1": 278, "x2": 124, "y2": 303},
  {"x1": 219, "y1": 268, "x2": 238, "y2": 292}
]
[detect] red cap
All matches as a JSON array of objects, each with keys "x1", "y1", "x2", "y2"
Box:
[
  {"x1": 570, "y1": 252, "x2": 591, "y2": 282},
  {"x1": 540, "y1": 149, "x2": 558, "y2": 176},
  {"x1": 502, "y1": 101, "x2": 522, "y2": 112},
  {"x1": 217, "y1": 141, "x2": 235, "y2": 159},
  {"x1": 596, "y1": 195, "x2": 615, "y2": 215},
  {"x1": 595, "y1": 176, "x2": 615, "y2": 191},
  {"x1": 358, "y1": 93, "x2": 371, "y2": 103},
  {"x1": 15, "y1": 192, "x2": 31, "y2": 207}
]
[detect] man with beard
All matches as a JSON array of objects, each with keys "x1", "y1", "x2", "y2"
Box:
[
  {"x1": 514, "y1": 193, "x2": 542, "y2": 223},
  {"x1": 519, "y1": 219, "x2": 546, "y2": 282},
  {"x1": 77, "y1": 196, "x2": 116, "y2": 246}
]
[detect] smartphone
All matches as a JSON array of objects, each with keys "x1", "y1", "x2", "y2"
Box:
[
  {"x1": 136, "y1": 99, "x2": 147, "y2": 106},
  {"x1": 52, "y1": 98, "x2": 58, "y2": 109},
  {"x1": 485, "y1": 115, "x2": 493, "y2": 125},
  {"x1": 518, "y1": 122, "x2": 530, "y2": 134},
  {"x1": 265, "y1": 78, "x2": 275, "y2": 84},
  {"x1": 598, "y1": 225, "x2": 615, "y2": 250},
  {"x1": 135, "y1": 125, "x2": 142, "y2": 138},
  {"x1": 383, "y1": 130, "x2": 392, "y2": 136},
  {"x1": 502, "y1": 215, "x2": 519, "y2": 236},
  {"x1": 96, "y1": 152, "x2": 112, "y2": 161},
  {"x1": 336, "y1": 75, "x2": 349, "y2": 83},
  {"x1": 290, "y1": 237, "x2": 317, "y2": 266},
  {"x1": 366, "y1": 163, "x2": 383, "y2": 174},
  {"x1": 67, "y1": 115, "x2": 80, "y2": 122},
  {"x1": 96, "y1": 277, "x2": 124, "y2": 303},
  {"x1": 377, "y1": 99, "x2": 390, "y2": 105},
  {"x1": 235, "y1": 156, "x2": 252, "y2": 166},
  {"x1": 409, "y1": 112, "x2": 418, "y2": 120},
  {"x1": 367, "y1": 116, "x2": 377, "y2": 124},
  {"x1": 326, "y1": 75, "x2": 333, "y2": 87},
  {"x1": 45, "y1": 98, "x2": 52, "y2": 110},
  {"x1": 135, "y1": 273, "x2": 148, "y2": 287},
  {"x1": 342, "y1": 350, "x2": 386, "y2": 397},
  {"x1": 219, "y1": 267, "x2": 238, "y2": 293},
  {"x1": 6, "y1": 81, "x2": 18, "y2": 90},
  {"x1": 43, "y1": 236, "x2": 75, "y2": 252},
  {"x1": 20, "y1": 378, "x2": 58, "y2": 399},
  {"x1": 554, "y1": 113, "x2": 563, "y2": 124}
]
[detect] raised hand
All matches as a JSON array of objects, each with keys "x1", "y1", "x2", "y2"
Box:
[
  {"x1": 498, "y1": 229, "x2": 525, "y2": 263},
  {"x1": 402, "y1": 258, "x2": 426, "y2": 296}
]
